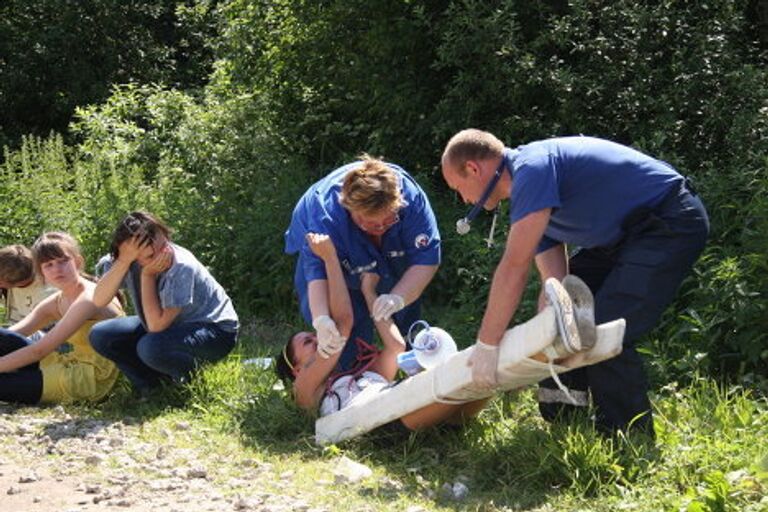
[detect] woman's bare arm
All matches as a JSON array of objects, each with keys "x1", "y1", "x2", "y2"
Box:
[{"x1": 361, "y1": 272, "x2": 405, "y2": 380}]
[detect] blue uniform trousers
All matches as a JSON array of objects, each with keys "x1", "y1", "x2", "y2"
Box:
[
  {"x1": 538, "y1": 179, "x2": 709, "y2": 434},
  {"x1": 300, "y1": 286, "x2": 420, "y2": 371}
]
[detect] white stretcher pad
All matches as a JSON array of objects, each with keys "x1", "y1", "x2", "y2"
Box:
[{"x1": 315, "y1": 307, "x2": 625, "y2": 445}]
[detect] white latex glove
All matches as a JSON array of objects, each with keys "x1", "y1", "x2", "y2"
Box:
[
  {"x1": 372, "y1": 293, "x2": 405, "y2": 321},
  {"x1": 312, "y1": 315, "x2": 345, "y2": 359},
  {"x1": 467, "y1": 340, "x2": 499, "y2": 390}
]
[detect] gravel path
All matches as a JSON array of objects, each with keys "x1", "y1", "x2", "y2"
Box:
[{"x1": 0, "y1": 403, "x2": 326, "y2": 512}]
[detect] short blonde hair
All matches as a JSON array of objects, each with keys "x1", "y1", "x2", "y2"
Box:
[
  {"x1": 442, "y1": 129, "x2": 505, "y2": 176},
  {"x1": 339, "y1": 155, "x2": 404, "y2": 215},
  {"x1": 0, "y1": 245, "x2": 34, "y2": 284}
]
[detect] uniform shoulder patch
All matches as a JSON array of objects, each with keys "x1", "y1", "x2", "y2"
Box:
[{"x1": 414, "y1": 233, "x2": 430, "y2": 249}]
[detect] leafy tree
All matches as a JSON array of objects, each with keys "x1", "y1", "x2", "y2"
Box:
[
  {"x1": 217, "y1": 0, "x2": 450, "y2": 171},
  {"x1": 1, "y1": 0, "x2": 766, "y2": 378},
  {"x1": 0, "y1": 0, "x2": 218, "y2": 149}
]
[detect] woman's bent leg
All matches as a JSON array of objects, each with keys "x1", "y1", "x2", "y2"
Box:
[
  {"x1": 136, "y1": 323, "x2": 236, "y2": 383},
  {"x1": 0, "y1": 371, "x2": 42, "y2": 404},
  {"x1": 0, "y1": 329, "x2": 43, "y2": 403},
  {"x1": 0, "y1": 328, "x2": 38, "y2": 371},
  {"x1": 400, "y1": 399, "x2": 489, "y2": 431},
  {"x1": 89, "y1": 317, "x2": 166, "y2": 391}
]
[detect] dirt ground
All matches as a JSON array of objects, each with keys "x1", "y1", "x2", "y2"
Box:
[
  {"x1": 1, "y1": 459, "x2": 115, "y2": 511},
  {"x1": 0, "y1": 404, "x2": 325, "y2": 512}
]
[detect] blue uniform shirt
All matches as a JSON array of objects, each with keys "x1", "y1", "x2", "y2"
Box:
[
  {"x1": 285, "y1": 162, "x2": 441, "y2": 301},
  {"x1": 505, "y1": 137, "x2": 684, "y2": 252}
]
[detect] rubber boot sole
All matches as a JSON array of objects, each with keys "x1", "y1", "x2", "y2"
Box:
[
  {"x1": 544, "y1": 277, "x2": 581, "y2": 357},
  {"x1": 562, "y1": 275, "x2": 597, "y2": 351}
]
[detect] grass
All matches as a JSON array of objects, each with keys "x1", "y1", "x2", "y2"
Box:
[
  {"x1": 58, "y1": 318, "x2": 764, "y2": 512},
  {"x1": 7, "y1": 316, "x2": 768, "y2": 511}
]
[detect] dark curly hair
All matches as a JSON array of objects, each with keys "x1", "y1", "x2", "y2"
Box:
[{"x1": 0, "y1": 244, "x2": 34, "y2": 285}]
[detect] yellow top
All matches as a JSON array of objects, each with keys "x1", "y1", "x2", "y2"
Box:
[{"x1": 39, "y1": 319, "x2": 120, "y2": 403}]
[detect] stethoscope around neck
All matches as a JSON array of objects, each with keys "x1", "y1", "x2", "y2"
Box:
[{"x1": 455, "y1": 147, "x2": 514, "y2": 246}]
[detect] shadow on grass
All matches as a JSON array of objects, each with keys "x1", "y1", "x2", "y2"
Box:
[
  {"x1": 352, "y1": 414, "x2": 574, "y2": 509},
  {"x1": 39, "y1": 414, "x2": 122, "y2": 442},
  {"x1": 231, "y1": 375, "x2": 656, "y2": 510},
  {"x1": 72, "y1": 369, "x2": 224, "y2": 432},
  {"x1": 0, "y1": 402, "x2": 125, "y2": 444},
  {"x1": 229, "y1": 322, "x2": 660, "y2": 509}
]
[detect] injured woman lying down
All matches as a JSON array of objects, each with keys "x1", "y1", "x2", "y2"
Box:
[{"x1": 275, "y1": 233, "x2": 596, "y2": 435}]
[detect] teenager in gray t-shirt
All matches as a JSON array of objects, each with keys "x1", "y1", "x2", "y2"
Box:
[{"x1": 90, "y1": 211, "x2": 239, "y2": 394}]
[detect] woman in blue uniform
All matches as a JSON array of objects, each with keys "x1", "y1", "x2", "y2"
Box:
[{"x1": 285, "y1": 155, "x2": 440, "y2": 367}]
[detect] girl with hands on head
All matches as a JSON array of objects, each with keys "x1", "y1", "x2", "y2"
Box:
[
  {"x1": 0, "y1": 232, "x2": 123, "y2": 404},
  {"x1": 90, "y1": 211, "x2": 239, "y2": 396}
]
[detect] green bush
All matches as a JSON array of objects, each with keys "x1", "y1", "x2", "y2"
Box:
[
  {"x1": 2, "y1": 0, "x2": 766, "y2": 378},
  {"x1": 217, "y1": 0, "x2": 449, "y2": 170},
  {"x1": 0, "y1": 131, "x2": 164, "y2": 264},
  {"x1": 71, "y1": 84, "x2": 310, "y2": 314},
  {"x1": 1, "y1": 84, "x2": 309, "y2": 316},
  {"x1": 0, "y1": 0, "x2": 218, "y2": 150}
]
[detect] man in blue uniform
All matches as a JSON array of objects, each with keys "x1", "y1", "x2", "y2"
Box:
[
  {"x1": 285, "y1": 156, "x2": 441, "y2": 369},
  {"x1": 441, "y1": 129, "x2": 709, "y2": 434}
]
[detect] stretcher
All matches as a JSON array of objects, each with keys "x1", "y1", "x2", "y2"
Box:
[{"x1": 315, "y1": 307, "x2": 625, "y2": 445}]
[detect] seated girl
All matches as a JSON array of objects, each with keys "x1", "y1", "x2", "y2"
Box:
[
  {"x1": 0, "y1": 244, "x2": 56, "y2": 328},
  {"x1": 275, "y1": 233, "x2": 487, "y2": 432},
  {"x1": 90, "y1": 211, "x2": 239, "y2": 395},
  {"x1": 0, "y1": 232, "x2": 124, "y2": 404}
]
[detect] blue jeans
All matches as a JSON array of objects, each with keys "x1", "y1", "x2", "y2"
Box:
[
  {"x1": 0, "y1": 328, "x2": 43, "y2": 404},
  {"x1": 89, "y1": 316, "x2": 237, "y2": 392}
]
